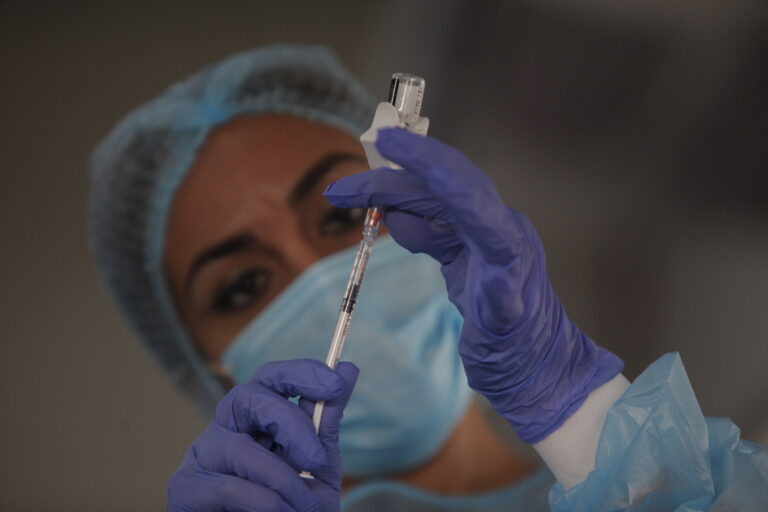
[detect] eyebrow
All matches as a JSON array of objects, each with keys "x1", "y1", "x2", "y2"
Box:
[
  {"x1": 288, "y1": 152, "x2": 367, "y2": 206},
  {"x1": 184, "y1": 232, "x2": 257, "y2": 295}
]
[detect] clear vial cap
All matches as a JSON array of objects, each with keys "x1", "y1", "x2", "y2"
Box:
[{"x1": 388, "y1": 73, "x2": 425, "y2": 125}]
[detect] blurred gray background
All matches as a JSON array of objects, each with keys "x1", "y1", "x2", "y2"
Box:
[{"x1": 1, "y1": 1, "x2": 766, "y2": 510}]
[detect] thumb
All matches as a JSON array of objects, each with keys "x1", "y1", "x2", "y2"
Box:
[
  {"x1": 311, "y1": 362, "x2": 359, "y2": 444},
  {"x1": 298, "y1": 362, "x2": 359, "y2": 485}
]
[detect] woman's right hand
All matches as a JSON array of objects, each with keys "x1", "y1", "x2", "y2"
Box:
[{"x1": 167, "y1": 359, "x2": 359, "y2": 512}]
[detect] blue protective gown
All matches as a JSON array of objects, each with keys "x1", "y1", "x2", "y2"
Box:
[{"x1": 342, "y1": 354, "x2": 768, "y2": 511}]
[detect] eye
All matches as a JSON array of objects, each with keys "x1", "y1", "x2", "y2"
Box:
[
  {"x1": 319, "y1": 207, "x2": 366, "y2": 236},
  {"x1": 211, "y1": 268, "x2": 271, "y2": 312}
]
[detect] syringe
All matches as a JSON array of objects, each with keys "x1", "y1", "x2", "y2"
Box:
[{"x1": 299, "y1": 74, "x2": 426, "y2": 478}]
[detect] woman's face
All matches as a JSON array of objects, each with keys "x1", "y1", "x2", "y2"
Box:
[{"x1": 164, "y1": 114, "x2": 371, "y2": 363}]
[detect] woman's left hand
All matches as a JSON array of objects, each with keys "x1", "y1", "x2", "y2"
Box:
[
  {"x1": 324, "y1": 128, "x2": 622, "y2": 443},
  {"x1": 167, "y1": 359, "x2": 358, "y2": 512}
]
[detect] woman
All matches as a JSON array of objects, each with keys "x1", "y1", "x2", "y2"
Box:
[{"x1": 89, "y1": 45, "x2": 767, "y2": 511}]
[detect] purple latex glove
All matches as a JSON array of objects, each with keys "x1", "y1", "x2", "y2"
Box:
[
  {"x1": 324, "y1": 128, "x2": 622, "y2": 443},
  {"x1": 167, "y1": 359, "x2": 359, "y2": 512}
]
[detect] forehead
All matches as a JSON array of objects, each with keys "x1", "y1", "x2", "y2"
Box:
[
  {"x1": 174, "y1": 113, "x2": 364, "y2": 220},
  {"x1": 164, "y1": 114, "x2": 365, "y2": 268},
  {"x1": 187, "y1": 114, "x2": 363, "y2": 194}
]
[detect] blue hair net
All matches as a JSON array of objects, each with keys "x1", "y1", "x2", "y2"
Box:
[{"x1": 88, "y1": 44, "x2": 376, "y2": 414}]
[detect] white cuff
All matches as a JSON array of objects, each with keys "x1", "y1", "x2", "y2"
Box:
[{"x1": 533, "y1": 374, "x2": 631, "y2": 489}]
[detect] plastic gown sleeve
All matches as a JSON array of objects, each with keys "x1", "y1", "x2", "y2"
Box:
[{"x1": 549, "y1": 353, "x2": 768, "y2": 511}]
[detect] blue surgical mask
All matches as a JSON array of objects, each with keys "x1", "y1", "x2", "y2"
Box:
[{"x1": 221, "y1": 235, "x2": 473, "y2": 478}]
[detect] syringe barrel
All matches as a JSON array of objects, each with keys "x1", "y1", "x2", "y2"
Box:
[
  {"x1": 387, "y1": 73, "x2": 425, "y2": 127},
  {"x1": 301, "y1": 72, "x2": 428, "y2": 477}
]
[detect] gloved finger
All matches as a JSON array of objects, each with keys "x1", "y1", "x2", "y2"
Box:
[
  {"x1": 324, "y1": 168, "x2": 472, "y2": 264},
  {"x1": 195, "y1": 426, "x2": 320, "y2": 511},
  {"x1": 255, "y1": 359, "x2": 345, "y2": 401},
  {"x1": 384, "y1": 209, "x2": 464, "y2": 265},
  {"x1": 315, "y1": 362, "x2": 358, "y2": 441},
  {"x1": 375, "y1": 128, "x2": 480, "y2": 180},
  {"x1": 299, "y1": 362, "x2": 359, "y2": 487},
  {"x1": 324, "y1": 167, "x2": 450, "y2": 222},
  {"x1": 167, "y1": 470, "x2": 297, "y2": 512},
  {"x1": 298, "y1": 362, "x2": 359, "y2": 441},
  {"x1": 216, "y1": 384, "x2": 327, "y2": 470},
  {"x1": 375, "y1": 128, "x2": 520, "y2": 264}
]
